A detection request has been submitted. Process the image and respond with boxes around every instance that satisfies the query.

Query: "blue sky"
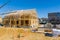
[0,0,60,18]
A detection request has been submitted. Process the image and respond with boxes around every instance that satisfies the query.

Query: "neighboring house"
[48,12,60,28]
[48,12,60,24]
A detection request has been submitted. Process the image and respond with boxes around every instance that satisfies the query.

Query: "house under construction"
[3,9,39,28]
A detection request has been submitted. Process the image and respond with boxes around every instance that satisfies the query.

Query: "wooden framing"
[3,9,39,28]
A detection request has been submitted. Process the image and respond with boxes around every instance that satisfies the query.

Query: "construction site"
[0,9,60,40]
[0,0,60,40]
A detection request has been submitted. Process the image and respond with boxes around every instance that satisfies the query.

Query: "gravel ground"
[0,27,60,40]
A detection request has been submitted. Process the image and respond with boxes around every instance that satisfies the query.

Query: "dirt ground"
[0,27,60,40]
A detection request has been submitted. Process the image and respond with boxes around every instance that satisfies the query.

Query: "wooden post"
[29,20,30,27]
[15,20,16,27]
[23,20,24,26]
[10,19,11,27]
[14,19,16,27]
[19,20,20,27]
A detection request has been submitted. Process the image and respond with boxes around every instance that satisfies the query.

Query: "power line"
[0,0,11,15]
[0,0,11,9]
